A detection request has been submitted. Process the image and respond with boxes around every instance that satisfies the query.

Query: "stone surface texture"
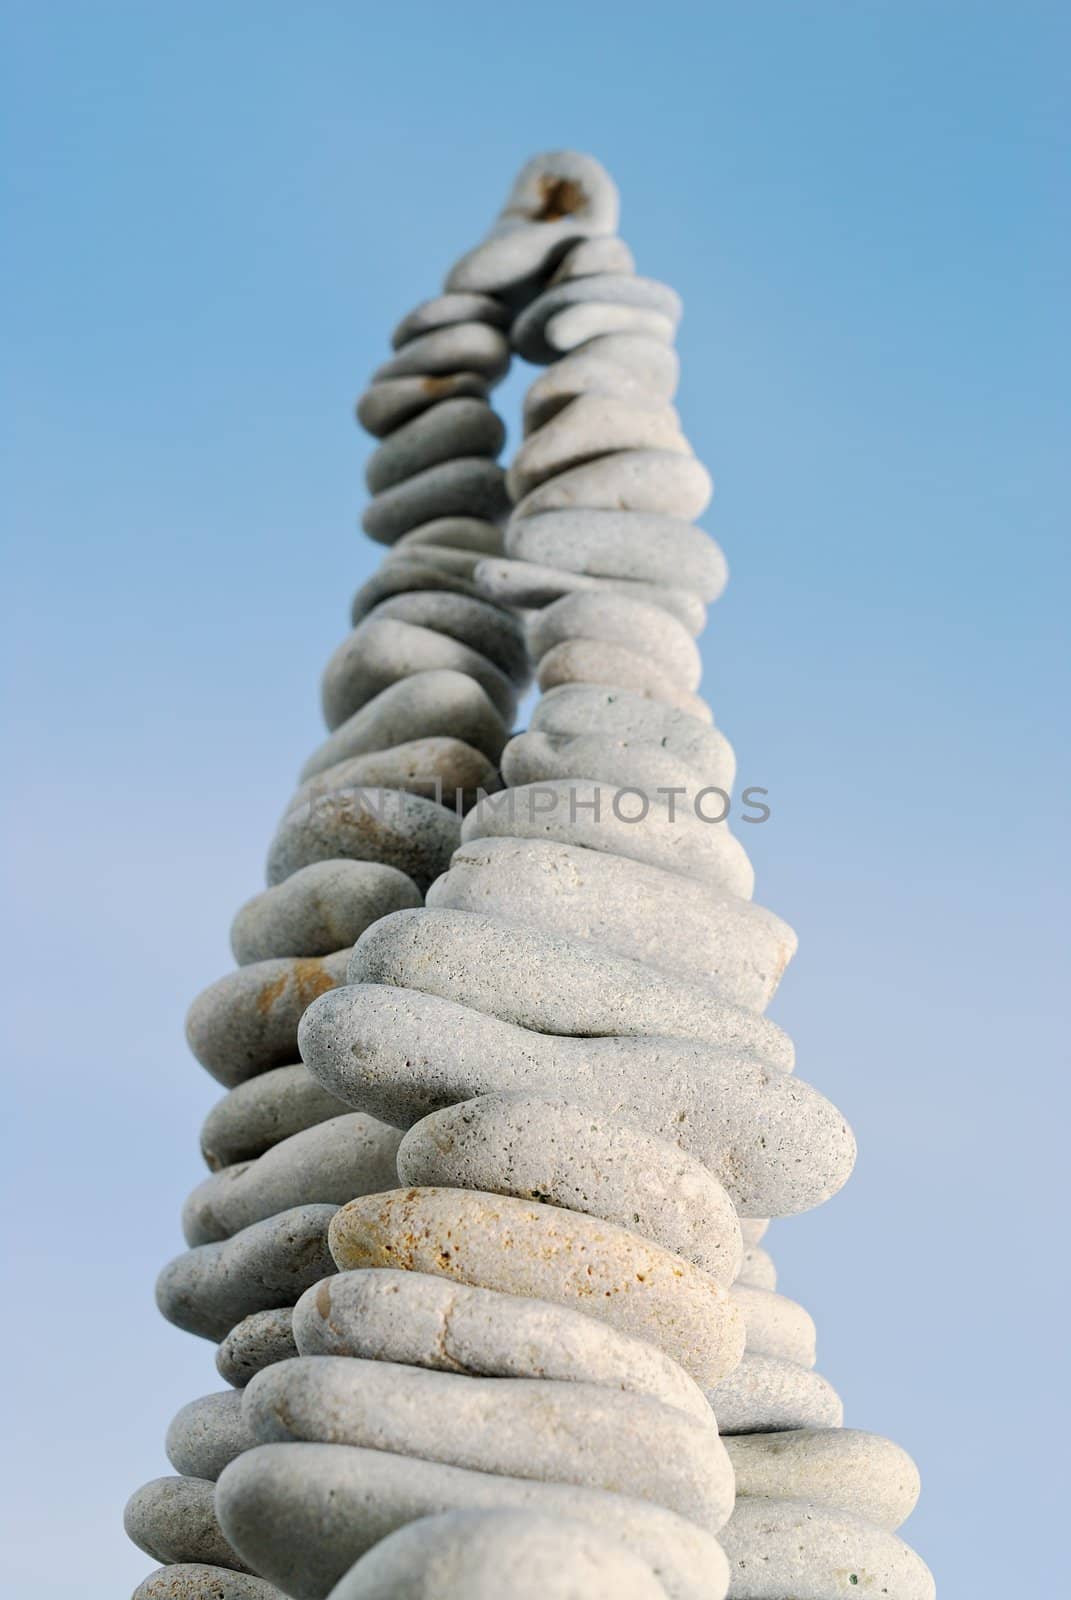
[127,150,932,1600]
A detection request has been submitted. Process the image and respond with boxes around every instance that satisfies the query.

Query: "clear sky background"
[2,3,1068,1595]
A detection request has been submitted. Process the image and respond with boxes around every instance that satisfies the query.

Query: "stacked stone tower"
[125,152,934,1600]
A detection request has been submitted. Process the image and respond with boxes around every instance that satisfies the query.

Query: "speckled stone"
[725,1429,921,1531]
[427,837,792,1008]
[216,1307,298,1389]
[287,739,499,816]
[299,669,508,781]
[200,1065,351,1171]
[166,1390,254,1481]
[391,293,509,349]
[498,726,726,794]
[293,1270,710,1423]
[512,450,712,523]
[328,1188,743,1386]
[536,639,708,714]
[397,1093,742,1280]
[131,1564,285,1600]
[183,1113,402,1244]
[508,510,725,604]
[548,332,680,399]
[346,908,789,1061]
[366,398,505,494]
[215,1442,727,1600]
[362,459,510,545]
[719,1498,934,1600]
[507,394,688,499]
[731,1285,816,1366]
[528,592,701,688]
[325,1510,670,1600]
[366,592,528,684]
[370,323,510,386]
[474,557,707,633]
[156,1204,338,1341]
[186,952,351,1088]
[243,1356,732,1529]
[708,1354,844,1434]
[320,616,516,729]
[230,861,420,965]
[348,559,488,624]
[124,1476,249,1571]
[266,788,460,894]
[530,681,727,767]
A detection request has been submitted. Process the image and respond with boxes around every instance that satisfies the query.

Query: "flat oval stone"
[382,542,486,577]
[731,1285,816,1366]
[287,739,498,817]
[328,1188,743,1387]
[124,1476,249,1571]
[391,293,508,349]
[294,1270,708,1421]
[216,1442,726,1600]
[531,682,727,770]
[512,450,712,522]
[183,1113,402,1244]
[512,276,682,364]
[709,1354,844,1434]
[460,781,753,898]
[132,1564,284,1600]
[528,592,701,687]
[499,728,721,796]
[348,559,488,624]
[201,1065,351,1171]
[393,516,502,554]
[536,639,707,715]
[523,353,668,434]
[320,616,515,729]
[186,952,350,1088]
[564,332,679,397]
[299,987,855,1217]
[725,1429,921,1531]
[719,1498,934,1600]
[551,236,636,281]
[217,1307,299,1388]
[166,1390,254,1480]
[544,304,675,353]
[266,788,460,894]
[367,592,528,683]
[326,1509,669,1600]
[398,1093,742,1281]
[244,1356,732,1530]
[506,509,727,601]
[230,861,420,965]
[357,374,488,438]
[508,394,688,499]
[371,323,510,385]
[300,670,508,780]
[735,1244,777,1289]
[365,397,504,494]
[428,838,793,1009]
[474,557,707,633]
[362,459,510,545]
[347,908,786,1058]
[156,1204,338,1341]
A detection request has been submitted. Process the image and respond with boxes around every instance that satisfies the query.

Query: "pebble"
[265,788,460,894]
[216,1307,299,1388]
[523,356,669,434]
[530,681,726,768]
[508,394,688,499]
[182,1113,402,1244]
[397,1093,742,1280]
[392,516,502,553]
[725,1428,921,1531]
[166,1390,254,1480]
[132,1564,284,1600]
[536,639,707,715]
[362,458,510,544]
[553,234,636,279]
[731,1285,816,1366]
[365,398,505,494]
[735,1245,777,1290]
[292,1269,711,1423]
[230,861,420,965]
[528,591,701,687]
[243,1356,732,1530]
[325,1509,670,1600]
[346,908,787,1059]
[155,1204,338,1341]
[370,323,510,385]
[460,780,753,898]
[565,332,680,397]
[299,669,507,781]
[708,1354,844,1434]
[328,1188,743,1386]
[186,951,351,1088]
[391,293,508,348]
[544,304,676,354]
[200,1065,351,1171]
[356,373,488,439]
[287,738,499,816]
[474,557,708,633]
[300,986,856,1216]
[348,559,487,625]
[124,1476,249,1571]
[513,276,682,364]
[215,1442,726,1600]
[511,449,712,523]
[499,726,724,795]
[506,508,727,600]
[427,837,793,1008]
[719,1498,935,1600]
[382,541,486,577]
[366,592,528,683]
[320,616,516,729]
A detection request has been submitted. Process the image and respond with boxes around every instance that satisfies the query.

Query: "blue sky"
[3,3,1068,1594]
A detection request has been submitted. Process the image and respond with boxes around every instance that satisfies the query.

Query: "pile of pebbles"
[125,152,933,1600]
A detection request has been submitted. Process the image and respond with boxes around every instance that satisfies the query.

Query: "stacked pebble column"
[126,151,934,1600]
